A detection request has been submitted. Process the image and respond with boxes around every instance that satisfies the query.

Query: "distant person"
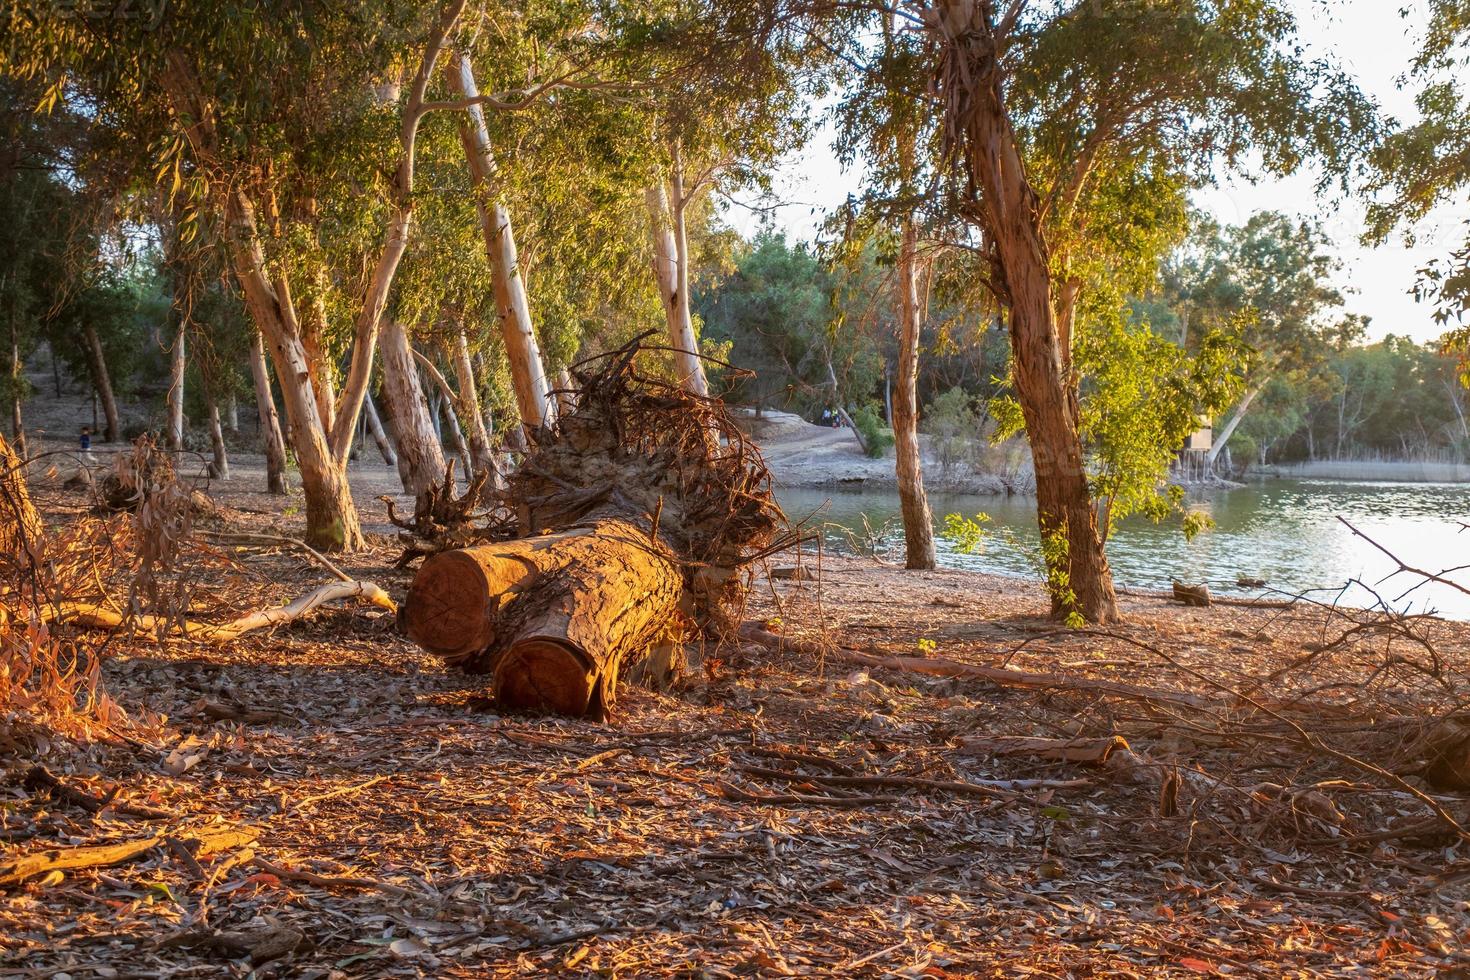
[79,426,95,462]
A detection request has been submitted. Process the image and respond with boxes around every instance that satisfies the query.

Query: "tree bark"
[327,0,467,465]
[379,320,446,498]
[160,55,359,546]
[9,329,26,461]
[934,5,1118,623]
[646,180,710,397]
[403,517,685,718]
[206,397,229,480]
[166,321,186,452]
[248,329,288,495]
[452,331,501,489]
[450,52,554,431]
[1206,378,1266,472]
[894,217,936,570]
[362,391,398,467]
[0,428,41,558]
[83,325,120,442]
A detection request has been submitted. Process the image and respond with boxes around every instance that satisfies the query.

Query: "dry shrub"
[0,437,193,758]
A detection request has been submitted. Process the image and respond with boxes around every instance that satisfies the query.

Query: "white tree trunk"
[327,0,466,465]
[646,181,710,397]
[1206,378,1267,472]
[225,189,360,547]
[363,391,398,467]
[248,329,288,495]
[453,331,501,489]
[894,217,935,570]
[379,320,446,497]
[450,52,554,431]
[167,322,186,452]
[162,56,360,548]
[206,397,229,480]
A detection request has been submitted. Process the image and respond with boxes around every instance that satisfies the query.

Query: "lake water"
[776,479,1470,620]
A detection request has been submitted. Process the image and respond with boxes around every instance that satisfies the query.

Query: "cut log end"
[493,639,597,716]
[402,550,497,663]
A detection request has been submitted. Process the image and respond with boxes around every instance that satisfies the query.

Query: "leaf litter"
[2,483,1469,977]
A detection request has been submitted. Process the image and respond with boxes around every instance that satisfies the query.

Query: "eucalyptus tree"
[828,12,947,568]
[7,0,480,548]
[788,0,1376,623]
[1367,0,1470,378]
[1163,213,1347,471]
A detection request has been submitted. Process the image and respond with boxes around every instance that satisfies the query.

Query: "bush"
[851,403,893,458]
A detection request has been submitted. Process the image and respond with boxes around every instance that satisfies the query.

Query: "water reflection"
[776,479,1470,619]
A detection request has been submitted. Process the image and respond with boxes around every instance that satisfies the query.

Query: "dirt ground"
[4,462,1470,978]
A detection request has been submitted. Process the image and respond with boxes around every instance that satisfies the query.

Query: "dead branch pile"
[403,336,792,718]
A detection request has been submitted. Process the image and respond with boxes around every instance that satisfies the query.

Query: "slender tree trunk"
[450,52,554,431]
[222,185,358,546]
[1206,379,1266,472]
[225,392,239,433]
[206,397,229,480]
[0,428,41,558]
[646,180,710,397]
[248,330,288,495]
[9,328,25,461]
[363,392,398,468]
[166,321,186,452]
[83,325,120,443]
[161,53,361,549]
[439,388,473,481]
[934,6,1117,622]
[894,218,936,570]
[452,331,500,489]
[379,320,446,497]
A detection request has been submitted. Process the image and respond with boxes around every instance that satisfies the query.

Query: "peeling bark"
[894,217,936,570]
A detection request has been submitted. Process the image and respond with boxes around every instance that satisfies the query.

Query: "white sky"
[731,0,1467,344]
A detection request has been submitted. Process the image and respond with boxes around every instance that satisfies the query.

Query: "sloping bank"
[735,408,1036,495]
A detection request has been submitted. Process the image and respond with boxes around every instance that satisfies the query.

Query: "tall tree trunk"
[363,391,398,468]
[646,180,710,397]
[225,392,239,433]
[248,330,288,495]
[206,397,229,480]
[83,325,120,443]
[166,321,186,452]
[1206,379,1266,472]
[222,186,358,546]
[452,331,500,489]
[9,328,26,461]
[327,0,466,465]
[451,52,554,431]
[379,320,446,497]
[934,6,1118,623]
[894,217,936,570]
[0,428,41,558]
[161,53,376,547]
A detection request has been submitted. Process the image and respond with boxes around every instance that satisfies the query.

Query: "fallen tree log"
[956,734,1130,765]
[45,580,396,643]
[0,824,257,887]
[401,334,790,719]
[405,518,685,717]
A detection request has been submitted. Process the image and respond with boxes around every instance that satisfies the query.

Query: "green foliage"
[696,232,883,415]
[940,513,991,555]
[1366,3,1470,338]
[851,403,892,458]
[1078,309,1248,537]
